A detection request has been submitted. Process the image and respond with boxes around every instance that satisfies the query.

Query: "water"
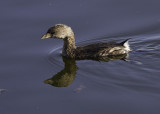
[1,0,160,114]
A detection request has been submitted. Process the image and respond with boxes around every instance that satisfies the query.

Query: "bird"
[41,24,131,60]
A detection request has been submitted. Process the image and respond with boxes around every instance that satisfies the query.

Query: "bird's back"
[75,42,128,59]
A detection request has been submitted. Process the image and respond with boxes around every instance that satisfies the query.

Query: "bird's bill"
[41,33,52,39]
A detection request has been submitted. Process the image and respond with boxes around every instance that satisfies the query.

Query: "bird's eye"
[47,29,55,34]
[51,31,55,34]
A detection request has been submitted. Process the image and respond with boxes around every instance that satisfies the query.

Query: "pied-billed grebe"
[41,24,131,59]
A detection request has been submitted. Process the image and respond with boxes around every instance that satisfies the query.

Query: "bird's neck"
[62,36,76,58]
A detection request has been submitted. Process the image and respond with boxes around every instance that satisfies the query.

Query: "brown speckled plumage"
[42,24,131,60]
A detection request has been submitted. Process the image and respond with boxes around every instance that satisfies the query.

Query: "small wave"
[47,47,63,67]
[133,34,160,58]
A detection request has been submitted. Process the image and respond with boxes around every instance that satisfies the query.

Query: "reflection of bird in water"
[44,54,128,87]
[41,24,131,60]
[44,57,77,87]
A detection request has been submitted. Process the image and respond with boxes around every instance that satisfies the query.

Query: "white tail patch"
[123,40,131,52]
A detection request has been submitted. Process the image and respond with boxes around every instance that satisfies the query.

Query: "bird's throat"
[62,36,76,58]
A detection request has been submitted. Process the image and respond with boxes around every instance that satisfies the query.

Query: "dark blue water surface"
[1,0,160,114]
